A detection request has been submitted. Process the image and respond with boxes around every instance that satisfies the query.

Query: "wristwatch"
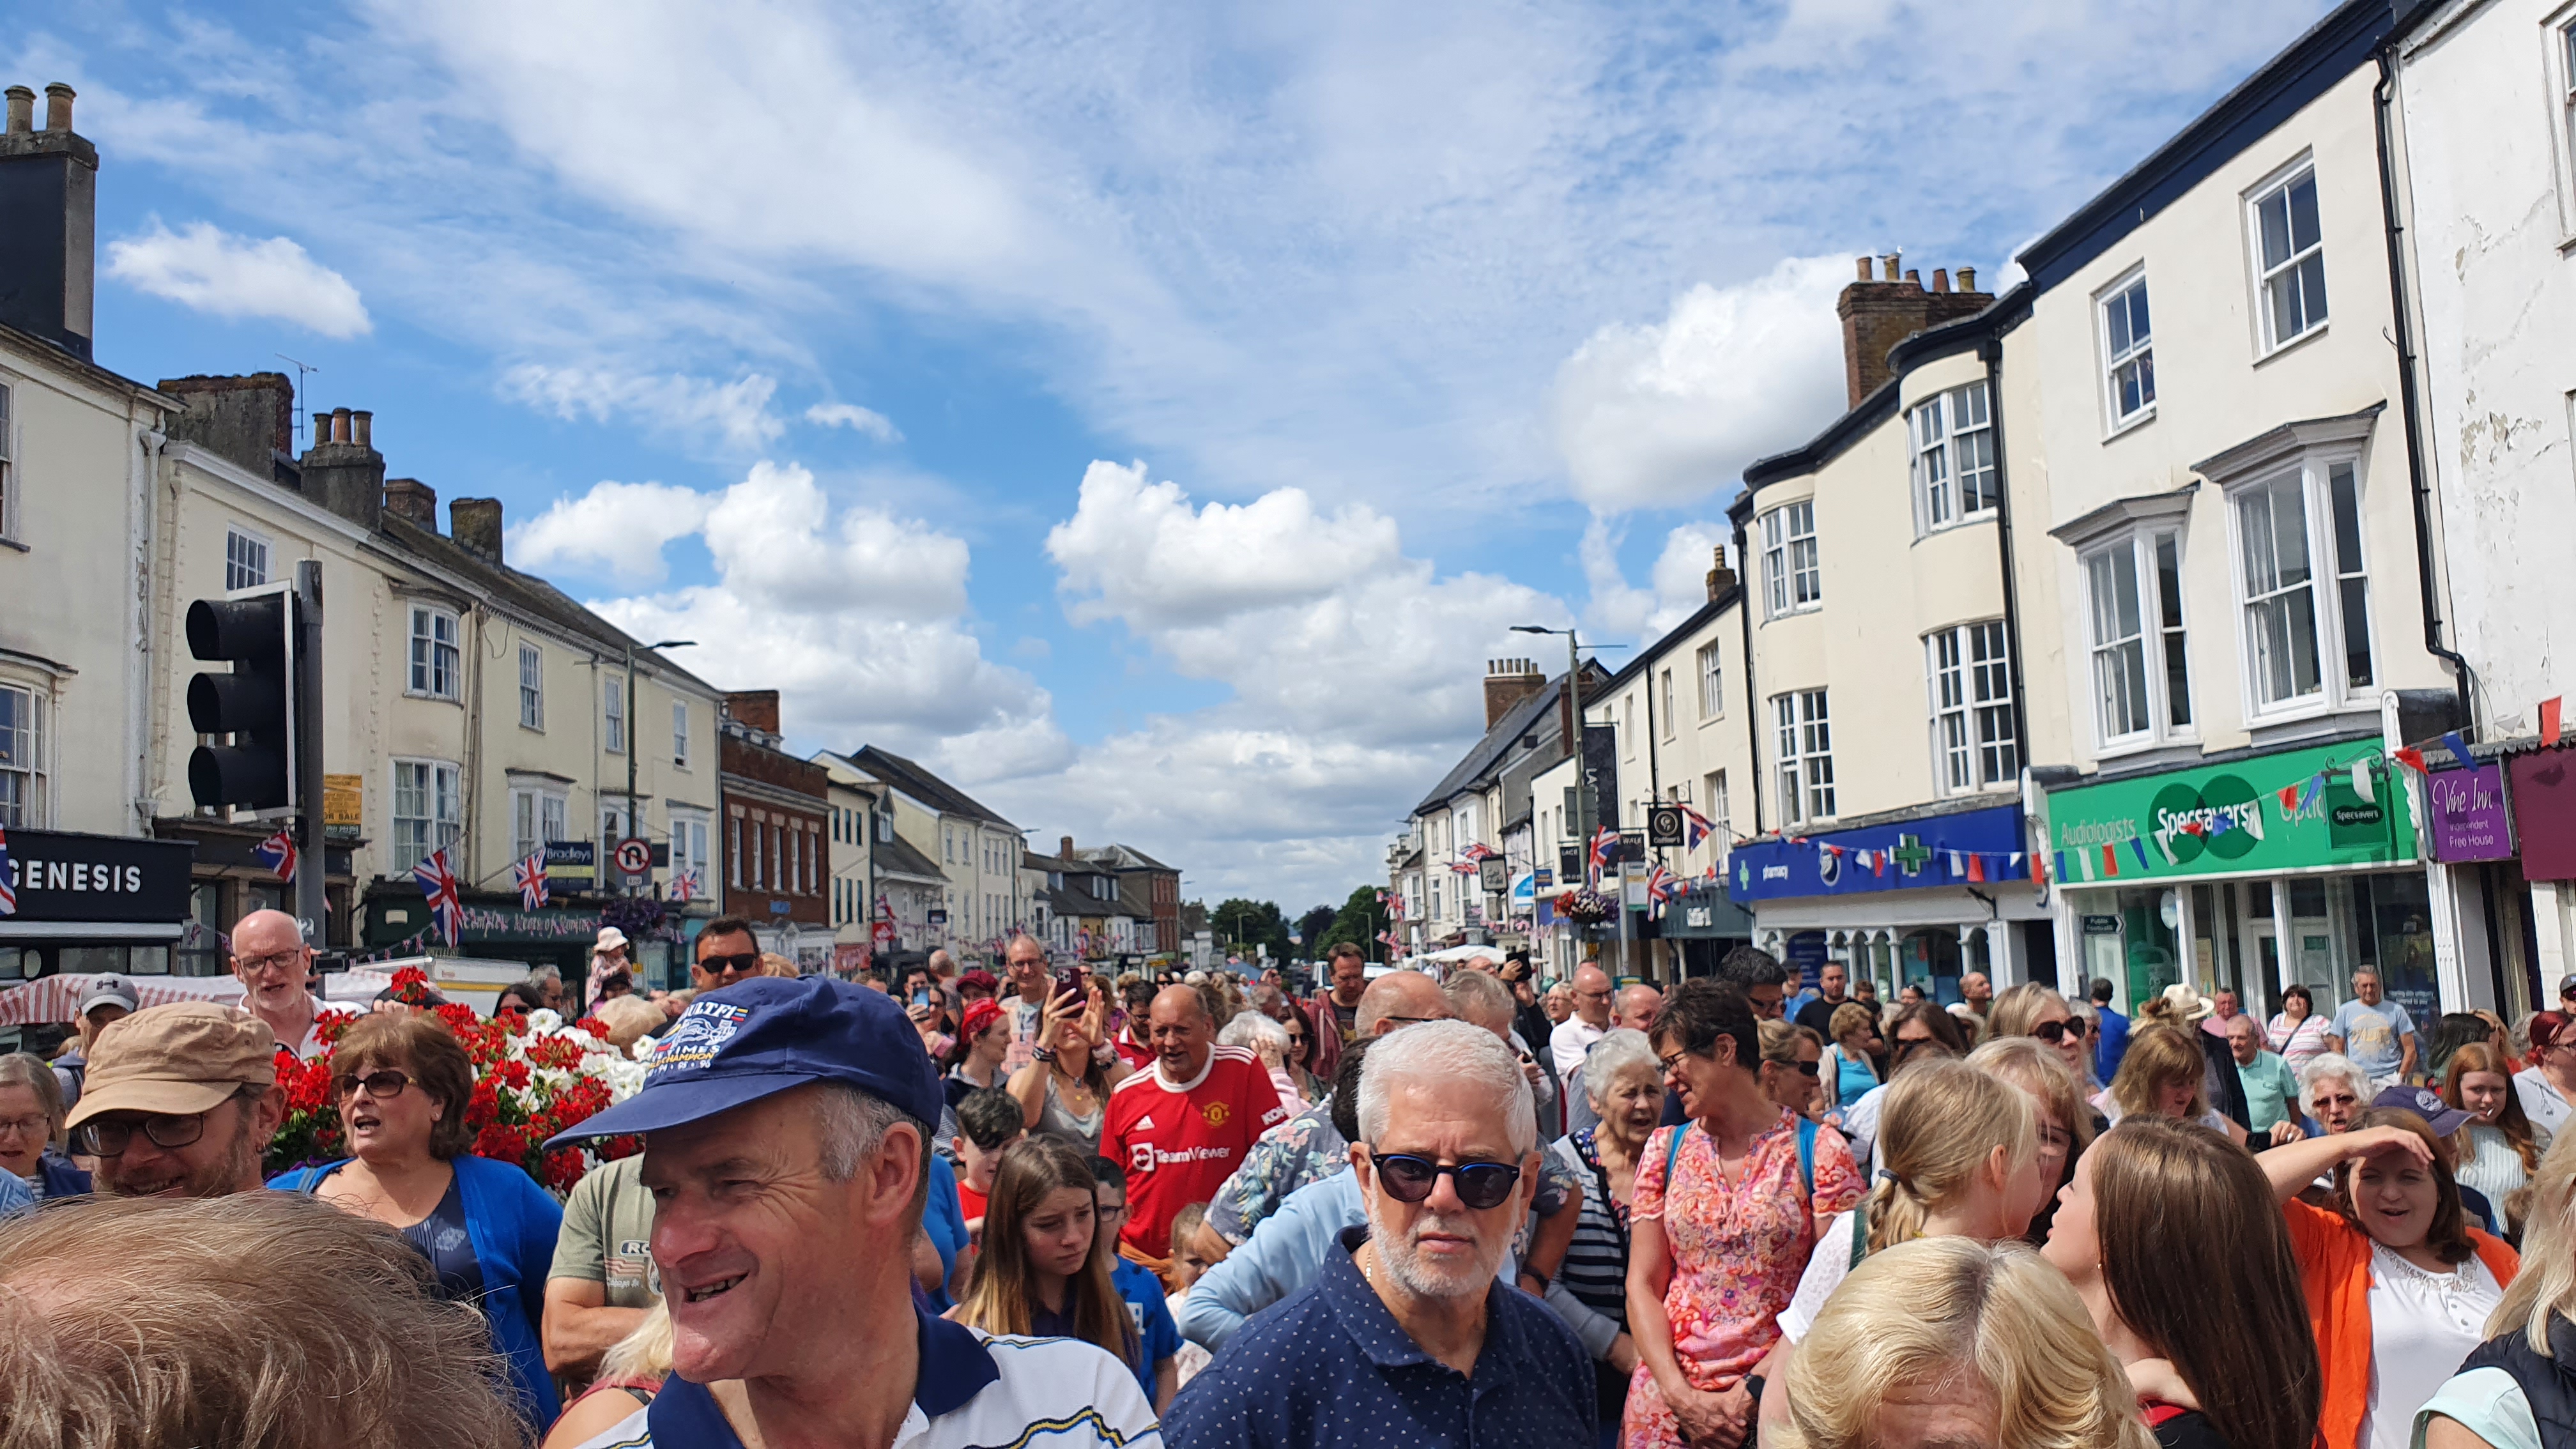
[1032,1046,1056,1063]
[1091,1043,1118,1066]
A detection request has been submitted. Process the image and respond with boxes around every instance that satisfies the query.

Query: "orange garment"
[2282,1197,2519,1449]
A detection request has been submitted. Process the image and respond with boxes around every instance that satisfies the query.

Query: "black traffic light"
[186,588,299,811]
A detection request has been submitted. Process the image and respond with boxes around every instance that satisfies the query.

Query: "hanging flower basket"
[1558,889,1616,924]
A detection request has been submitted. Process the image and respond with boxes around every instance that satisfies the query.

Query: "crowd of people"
[17,922,2576,1449]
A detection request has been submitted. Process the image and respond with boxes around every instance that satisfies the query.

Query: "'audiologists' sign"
[3,830,195,923]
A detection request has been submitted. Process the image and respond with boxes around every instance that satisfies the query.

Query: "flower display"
[265,967,647,1191]
[1555,887,1616,924]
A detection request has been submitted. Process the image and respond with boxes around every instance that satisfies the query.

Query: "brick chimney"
[724,690,781,735]
[0,82,97,360]
[1834,253,1994,409]
[1705,546,1737,602]
[1061,835,1076,860]
[383,478,437,525]
[449,497,503,560]
[301,406,386,529]
[158,373,296,483]
[1485,658,1544,730]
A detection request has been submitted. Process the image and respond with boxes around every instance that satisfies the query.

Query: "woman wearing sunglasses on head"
[1991,983,2099,1092]
[1624,980,1864,1449]
[270,1013,565,1430]
[1758,1020,1828,1123]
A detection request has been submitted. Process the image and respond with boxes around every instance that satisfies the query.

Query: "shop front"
[357,889,693,990]
[2510,744,2576,996]
[1726,803,2053,1003]
[2043,740,2426,1022]
[1656,880,1754,978]
[0,829,197,1050]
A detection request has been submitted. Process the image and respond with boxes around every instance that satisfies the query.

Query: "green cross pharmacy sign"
[2043,740,2417,883]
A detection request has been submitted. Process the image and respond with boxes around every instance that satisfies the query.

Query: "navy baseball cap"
[545,976,939,1149]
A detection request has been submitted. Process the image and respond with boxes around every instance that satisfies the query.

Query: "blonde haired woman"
[1990,982,2096,1090]
[1775,1057,2045,1346]
[1972,1036,2098,1242]
[2416,1131,2576,1449]
[1772,1236,2154,1449]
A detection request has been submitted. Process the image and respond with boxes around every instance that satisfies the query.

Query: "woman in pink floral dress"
[1625,979,1862,1449]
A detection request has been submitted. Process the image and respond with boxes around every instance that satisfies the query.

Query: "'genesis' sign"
[3,829,195,924]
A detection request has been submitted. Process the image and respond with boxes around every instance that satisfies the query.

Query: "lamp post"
[1511,625,1628,977]
[624,638,696,895]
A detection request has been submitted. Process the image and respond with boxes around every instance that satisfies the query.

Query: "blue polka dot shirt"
[1162,1225,1595,1449]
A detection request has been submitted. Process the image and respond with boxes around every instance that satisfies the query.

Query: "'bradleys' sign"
[2,829,195,923]
[2043,740,2414,884]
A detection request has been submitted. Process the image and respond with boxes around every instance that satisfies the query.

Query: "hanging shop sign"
[2043,740,2413,885]
[2426,762,2515,864]
[0,830,195,925]
[1727,804,2026,905]
[2510,746,2576,882]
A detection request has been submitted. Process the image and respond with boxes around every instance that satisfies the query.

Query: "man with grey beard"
[1162,1020,1593,1446]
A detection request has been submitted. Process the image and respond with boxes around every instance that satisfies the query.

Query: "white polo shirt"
[569,1310,1161,1449]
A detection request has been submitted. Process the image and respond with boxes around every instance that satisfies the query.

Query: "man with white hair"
[1163,1020,1593,1445]
[227,908,356,1061]
[1550,965,1616,1077]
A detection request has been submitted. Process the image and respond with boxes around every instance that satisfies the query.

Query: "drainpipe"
[2373,47,2476,733]
[1981,339,2032,778]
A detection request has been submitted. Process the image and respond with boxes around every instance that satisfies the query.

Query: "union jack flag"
[1460,841,1500,862]
[411,847,462,947]
[252,827,297,884]
[512,850,549,911]
[1447,857,1480,875]
[670,868,700,903]
[0,825,15,917]
[1678,805,1715,850]
[1645,862,1677,917]
[1588,825,1620,878]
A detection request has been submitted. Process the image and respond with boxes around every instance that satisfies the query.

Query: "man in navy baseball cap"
[548,976,1156,1449]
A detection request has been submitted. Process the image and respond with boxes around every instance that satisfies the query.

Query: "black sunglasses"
[1368,1149,1522,1210]
[698,951,761,976]
[335,1069,415,1101]
[74,1110,212,1158]
[2030,1020,2074,1045]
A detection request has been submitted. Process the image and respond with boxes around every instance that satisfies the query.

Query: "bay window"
[1926,622,2017,793]
[1909,381,1998,531]
[1759,501,1821,617]
[1772,689,1836,824]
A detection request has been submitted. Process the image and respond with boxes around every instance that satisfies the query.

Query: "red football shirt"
[1105,1044,1288,1259]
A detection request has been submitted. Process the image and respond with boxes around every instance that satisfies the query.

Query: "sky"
[14,0,2342,915]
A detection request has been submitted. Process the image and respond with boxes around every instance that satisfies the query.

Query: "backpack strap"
[1662,1122,1690,1192]
[1849,1200,1871,1269]
[1795,1116,1817,1202]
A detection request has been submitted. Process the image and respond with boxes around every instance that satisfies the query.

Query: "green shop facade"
[2043,739,2437,1026]
[357,890,707,992]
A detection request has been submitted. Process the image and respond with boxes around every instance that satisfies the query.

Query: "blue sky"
[15,0,2339,911]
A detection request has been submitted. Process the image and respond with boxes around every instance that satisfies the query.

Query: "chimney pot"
[1905,268,1922,289]
[1931,268,1950,293]
[330,407,351,443]
[351,410,371,447]
[1881,253,1901,281]
[3,87,31,135]
[1061,835,1075,859]
[1958,265,1977,292]
[40,82,71,133]
[1853,256,1871,281]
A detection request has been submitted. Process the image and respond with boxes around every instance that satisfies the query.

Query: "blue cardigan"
[269,1154,564,1426]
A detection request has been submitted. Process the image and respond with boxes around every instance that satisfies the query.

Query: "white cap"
[595,926,630,953]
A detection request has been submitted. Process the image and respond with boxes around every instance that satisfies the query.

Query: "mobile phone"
[912,990,935,1008]
[1056,964,1088,999]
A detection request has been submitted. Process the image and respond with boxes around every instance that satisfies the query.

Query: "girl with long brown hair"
[2445,1043,2545,1235]
[2103,1023,2247,1147]
[2044,1117,2320,1449]
[951,1137,1140,1374]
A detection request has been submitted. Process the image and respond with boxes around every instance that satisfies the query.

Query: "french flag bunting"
[2129,836,2152,871]
[1966,852,1986,883]
[2100,843,2120,878]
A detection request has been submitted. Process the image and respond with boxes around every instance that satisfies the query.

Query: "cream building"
[824,746,1022,965]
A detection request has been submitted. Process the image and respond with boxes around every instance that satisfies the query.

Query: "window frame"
[0,678,49,829]
[2097,268,2156,434]
[604,677,627,756]
[1908,381,1998,533]
[2556,11,2576,240]
[1924,622,2018,795]
[509,784,568,862]
[0,379,13,542]
[1660,668,1676,741]
[2225,451,2373,721]
[1771,689,1836,825]
[672,698,691,767]
[390,758,462,873]
[1696,639,1724,721]
[2246,159,2329,356]
[2079,529,2196,752]
[517,641,545,732]
[224,526,272,592]
[1759,500,1821,619]
[406,606,462,702]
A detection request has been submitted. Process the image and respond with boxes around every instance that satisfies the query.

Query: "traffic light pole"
[293,561,326,944]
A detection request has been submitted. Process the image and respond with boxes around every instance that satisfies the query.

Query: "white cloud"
[507,480,714,584]
[804,401,902,442]
[103,220,370,337]
[502,365,785,452]
[585,461,1057,757]
[1551,256,1853,511]
[1583,518,1731,641]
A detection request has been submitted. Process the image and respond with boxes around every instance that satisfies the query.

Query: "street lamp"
[1512,624,1595,862]
[625,638,696,894]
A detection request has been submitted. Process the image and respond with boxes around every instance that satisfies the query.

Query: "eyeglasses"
[0,1114,50,1138]
[334,1069,416,1101]
[235,950,307,976]
[2030,1020,2074,1045]
[1379,1014,1447,1027]
[1367,1149,1524,1210]
[698,951,761,976]
[73,1110,213,1158]
[1768,1059,1820,1078]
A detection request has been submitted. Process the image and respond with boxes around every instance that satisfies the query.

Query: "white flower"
[525,1008,565,1034]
